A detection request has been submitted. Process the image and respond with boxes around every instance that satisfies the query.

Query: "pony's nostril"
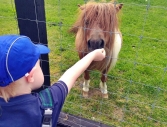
[99,39,104,48]
[88,40,96,49]
[88,40,91,49]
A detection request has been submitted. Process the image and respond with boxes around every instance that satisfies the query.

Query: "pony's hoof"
[102,93,108,99]
[83,91,88,98]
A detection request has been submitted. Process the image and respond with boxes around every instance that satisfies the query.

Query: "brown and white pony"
[70,1,123,98]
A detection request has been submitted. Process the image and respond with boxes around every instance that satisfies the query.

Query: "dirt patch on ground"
[113,107,124,121]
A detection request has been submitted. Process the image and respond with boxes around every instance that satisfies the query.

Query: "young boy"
[0,35,106,127]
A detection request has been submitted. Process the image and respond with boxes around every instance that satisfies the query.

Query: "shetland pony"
[70,1,123,98]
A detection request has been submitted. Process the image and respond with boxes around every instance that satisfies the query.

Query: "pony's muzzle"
[88,39,104,51]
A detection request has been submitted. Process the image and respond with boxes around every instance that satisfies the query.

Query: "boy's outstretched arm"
[59,48,106,93]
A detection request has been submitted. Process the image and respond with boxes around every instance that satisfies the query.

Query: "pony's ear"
[116,3,123,12]
[78,4,84,10]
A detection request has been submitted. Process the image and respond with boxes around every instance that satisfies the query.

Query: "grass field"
[1,0,167,126]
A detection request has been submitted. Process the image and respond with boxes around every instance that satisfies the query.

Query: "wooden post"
[14,0,50,91]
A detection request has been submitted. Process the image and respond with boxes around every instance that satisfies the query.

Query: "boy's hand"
[92,48,106,61]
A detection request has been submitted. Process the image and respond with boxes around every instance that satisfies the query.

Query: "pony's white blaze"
[110,33,122,69]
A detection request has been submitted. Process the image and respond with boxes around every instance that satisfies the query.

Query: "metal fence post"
[14,0,50,91]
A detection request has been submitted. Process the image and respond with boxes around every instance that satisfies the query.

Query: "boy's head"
[0,35,50,87]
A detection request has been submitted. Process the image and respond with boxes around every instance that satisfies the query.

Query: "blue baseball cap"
[0,35,50,87]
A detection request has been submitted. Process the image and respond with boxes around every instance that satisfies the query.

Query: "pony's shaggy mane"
[70,2,119,34]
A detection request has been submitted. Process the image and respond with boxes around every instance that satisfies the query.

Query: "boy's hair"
[0,35,50,100]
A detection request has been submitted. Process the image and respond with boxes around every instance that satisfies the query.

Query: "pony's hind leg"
[100,72,108,98]
[82,70,90,98]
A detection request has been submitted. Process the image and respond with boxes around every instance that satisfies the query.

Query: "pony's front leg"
[100,72,108,98]
[82,70,90,98]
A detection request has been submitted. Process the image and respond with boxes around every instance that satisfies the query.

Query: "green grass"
[1,0,167,126]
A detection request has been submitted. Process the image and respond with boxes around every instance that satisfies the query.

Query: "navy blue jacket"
[0,81,68,127]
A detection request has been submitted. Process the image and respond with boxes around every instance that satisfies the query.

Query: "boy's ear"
[26,67,36,83]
